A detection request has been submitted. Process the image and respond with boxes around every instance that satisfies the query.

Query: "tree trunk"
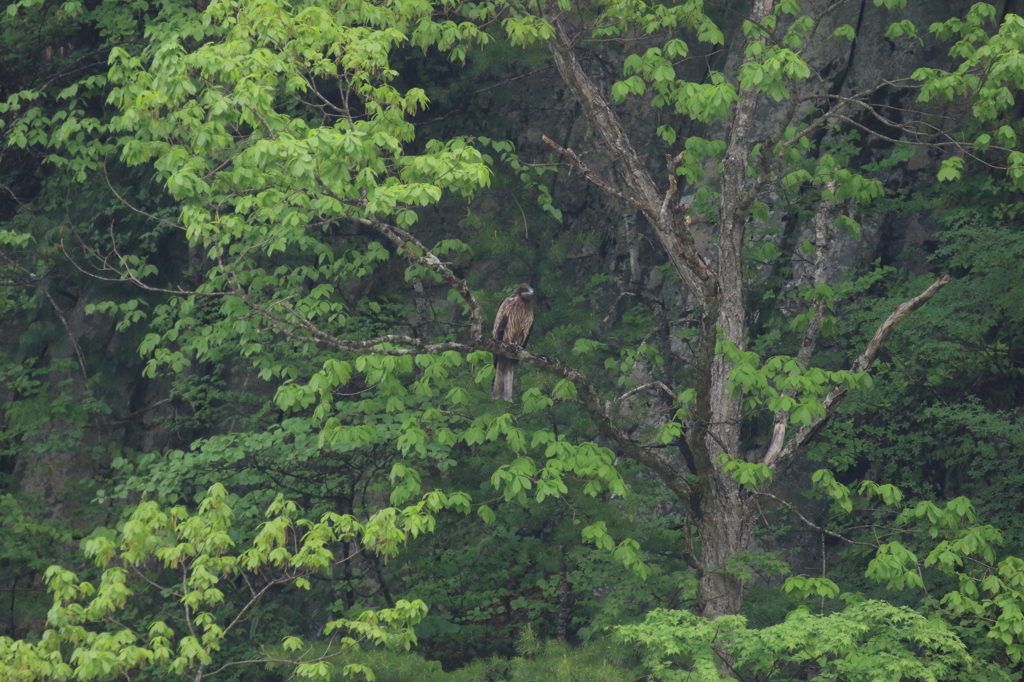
[537,0,948,623]
[694,481,754,618]
[540,0,769,619]
[557,547,571,642]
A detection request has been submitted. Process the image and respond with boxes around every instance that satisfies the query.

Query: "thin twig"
[541,135,644,211]
[614,381,678,404]
[103,158,185,231]
[0,250,87,380]
[754,491,877,548]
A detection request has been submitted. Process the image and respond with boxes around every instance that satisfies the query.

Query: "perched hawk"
[492,283,535,401]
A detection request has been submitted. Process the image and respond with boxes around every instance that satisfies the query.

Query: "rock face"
[416,0,1003,311]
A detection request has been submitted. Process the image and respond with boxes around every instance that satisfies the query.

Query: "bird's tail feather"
[492,359,516,401]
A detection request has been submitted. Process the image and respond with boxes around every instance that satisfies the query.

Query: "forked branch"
[764,183,836,464]
[541,7,714,301]
[765,274,951,474]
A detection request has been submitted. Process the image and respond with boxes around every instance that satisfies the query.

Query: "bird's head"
[516,284,535,300]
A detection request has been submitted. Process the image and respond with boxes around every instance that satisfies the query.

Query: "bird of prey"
[492,283,535,401]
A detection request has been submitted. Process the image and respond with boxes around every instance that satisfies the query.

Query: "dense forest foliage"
[2,0,1024,679]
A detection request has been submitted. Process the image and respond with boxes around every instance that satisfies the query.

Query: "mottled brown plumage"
[492,283,535,401]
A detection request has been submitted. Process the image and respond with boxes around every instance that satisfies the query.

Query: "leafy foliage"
[0,484,431,681]
[620,600,1014,682]
[3,0,1024,679]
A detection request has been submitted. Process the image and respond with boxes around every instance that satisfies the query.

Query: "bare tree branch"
[765,274,951,474]
[615,381,678,404]
[351,215,484,339]
[541,6,715,301]
[312,176,484,338]
[103,158,186,231]
[754,490,878,549]
[540,135,644,209]
[764,182,836,465]
[0,249,88,380]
